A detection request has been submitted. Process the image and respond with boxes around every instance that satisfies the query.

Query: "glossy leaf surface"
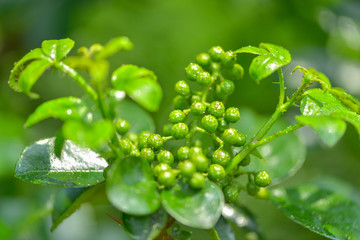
[41,38,75,61]
[121,208,167,240]
[236,43,291,83]
[94,36,133,60]
[161,181,224,229]
[106,156,160,215]
[15,138,108,187]
[111,64,162,112]
[233,108,306,184]
[271,178,360,239]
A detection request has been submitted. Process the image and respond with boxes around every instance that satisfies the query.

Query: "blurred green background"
[1,0,360,239]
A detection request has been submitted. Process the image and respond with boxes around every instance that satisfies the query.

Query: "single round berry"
[214,84,227,101]
[140,148,155,162]
[229,64,244,81]
[196,71,212,86]
[191,95,201,103]
[119,139,132,155]
[209,62,221,73]
[208,164,226,181]
[254,171,271,187]
[138,131,151,150]
[129,147,140,157]
[147,134,164,150]
[127,133,138,144]
[223,183,240,203]
[191,154,208,172]
[171,123,189,139]
[157,150,174,165]
[203,145,214,159]
[220,80,235,96]
[196,53,211,67]
[247,182,260,196]
[169,110,186,124]
[189,147,203,158]
[208,101,225,118]
[224,107,240,123]
[158,170,177,188]
[177,146,190,161]
[239,155,251,166]
[175,80,190,96]
[222,128,240,145]
[217,118,228,133]
[179,160,196,178]
[162,123,173,137]
[208,46,225,62]
[153,163,171,177]
[185,63,202,81]
[115,119,130,135]
[233,132,246,147]
[173,95,190,110]
[201,115,218,133]
[212,149,231,167]
[191,102,206,116]
[222,51,237,68]
[189,172,205,189]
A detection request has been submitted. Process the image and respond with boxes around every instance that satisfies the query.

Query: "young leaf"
[295,115,346,147]
[111,64,162,112]
[41,38,75,62]
[121,208,167,240]
[294,67,332,90]
[62,120,114,150]
[161,181,224,229]
[15,138,108,187]
[236,43,291,83]
[18,59,52,98]
[271,178,360,239]
[106,156,160,215]
[9,48,46,92]
[25,97,85,127]
[94,36,133,60]
[232,108,306,184]
[51,184,102,231]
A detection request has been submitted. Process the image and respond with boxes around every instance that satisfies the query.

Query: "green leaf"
[18,59,52,98]
[62,120,114,150]
[111,64,162,112]
[168,223,192,240]
[115,100,155,134]
[232,108,306,184]
[106,156,160,215]
[214,217,235,240]
[41,38,75,61]
[9,48,46,92]
[94,36,133,60]
[52,184,102,231]
[121,208,167,240]
[296,115,346,147]
[161,181,224,229]
[236,43,291,83]
[330,87,360,114]
[25,97,86,127]
[271,178,360,239]
[15,138,108,187]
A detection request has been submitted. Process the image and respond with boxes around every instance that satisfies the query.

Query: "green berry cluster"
[115,46,271,202]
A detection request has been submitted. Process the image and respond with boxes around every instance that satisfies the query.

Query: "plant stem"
[277,68,285,107]
[206,228,221,240]
[55,62,97,100]
[256,122,303,147]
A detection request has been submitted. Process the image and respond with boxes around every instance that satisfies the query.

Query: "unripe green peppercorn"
[196,53,211,67]
[201,115,218,133]
[191,94,201,103]
[169,110,186,124]
[147,134,163,150]
[177,146,190,161]
[223,183,240,203]
[158,170,177,188]
[196,71,212,86]
[173,95,190,110]
[138,131,151,150]
[153,163,171,177]
[217,118,228,133]
[209,62,221,74]
[191,102,206,116]
[208,101,225,118]
[119,138,132,155]
[171,123,189,139]
[222,128,240,145]
[239,155,251,166]
[129,147,140,157]
[179,160,196,178]
[115,119,130,135]
[212,149,231,167]
[185,63,202,81]
[208,164,226,181]
[157,150,174,165]
[224,107,240,123]
[233,132,246,147]
[189,147,203,158]
[191,154,208,172]
[189,172,205,189]
[175,80,190,96]
[140,148,155,162]
[222,51,237,68]
[254,171,271,187]
[247,182,260,196]
[162,123,172,137]
[229,64,244,81]
[208,46,225,62]
[127,133,138,144]
[220,80,235,96]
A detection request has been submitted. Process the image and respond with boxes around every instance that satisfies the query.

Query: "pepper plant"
[8,37,360,239]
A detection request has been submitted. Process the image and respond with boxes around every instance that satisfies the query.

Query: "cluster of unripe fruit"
[114,46,271,202]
